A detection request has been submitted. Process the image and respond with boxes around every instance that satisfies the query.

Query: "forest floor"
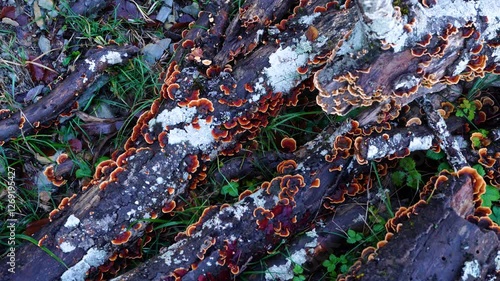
[1,0,500,280]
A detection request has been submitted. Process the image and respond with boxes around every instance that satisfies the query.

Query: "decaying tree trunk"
[2,0,500,280]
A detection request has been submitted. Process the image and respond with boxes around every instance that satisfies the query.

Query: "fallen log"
[0,45,139,144]
[344,167,499,281]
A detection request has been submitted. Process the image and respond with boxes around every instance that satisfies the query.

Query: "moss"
[393,0,410,16]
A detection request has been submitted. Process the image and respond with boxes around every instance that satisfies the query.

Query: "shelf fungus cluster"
[340,167,491,280]
[314,0,500,117]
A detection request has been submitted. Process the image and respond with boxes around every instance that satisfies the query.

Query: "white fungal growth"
[60,242,76,253]
[64,215,80,229]
[168,119,214,150]
[61,248,108,281]
[408,135,433,151]
[461,260,481,280]
[149,106,197,130]
[264,35,312,93]
[99,51,123,64]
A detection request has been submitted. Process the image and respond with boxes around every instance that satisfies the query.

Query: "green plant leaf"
[490,206,500,225]
[407,170,422,189]
[75,165,92,179]
[399,158,416,171]
[373,223,385,233]
[293,264,304,275]
[221,182,239,197]
[16,234,68,268]
[426,150,445,160]
[482,185,500,208]
[346,229,363,244]
[437,162,452,172]
[391,171,406,187]
[473,164,486,177]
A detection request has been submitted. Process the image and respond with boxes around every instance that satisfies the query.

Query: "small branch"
[419,97,468,171]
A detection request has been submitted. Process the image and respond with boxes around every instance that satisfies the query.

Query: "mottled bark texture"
[2,0,500,280]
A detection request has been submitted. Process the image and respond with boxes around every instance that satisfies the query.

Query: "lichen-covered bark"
[111,122,358,281]
[315,0,500,117]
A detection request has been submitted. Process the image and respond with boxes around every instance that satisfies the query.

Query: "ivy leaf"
[221,182,239,197]
[426,150,445,160]
[481,185,500,208]
[391,171,406,187]
[399,158,416,171]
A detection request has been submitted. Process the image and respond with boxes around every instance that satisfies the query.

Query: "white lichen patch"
[85,59,96,72]
[127,209,136,218]
[394,75,420,90]
[148,106,197,131]
[367,145,380,160]
[99,51,123,64]
[491,47,500,63]
[265,260,294,281]
[299,13,321,25]
[265,249,309,281]
[160,239,186,266]
[453,55,471,76]
[168,119,214,151]
[251,77,266,103]
[224,204,248,220]
[495,251,500,271]
[290,249,308,265]
[64,215,81,229]
[60,241,76,253]
[367,133,403,160]
[264,35,312,93]
[462,260,481,280]
[61,248,108,281]
[408,135,433,151]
